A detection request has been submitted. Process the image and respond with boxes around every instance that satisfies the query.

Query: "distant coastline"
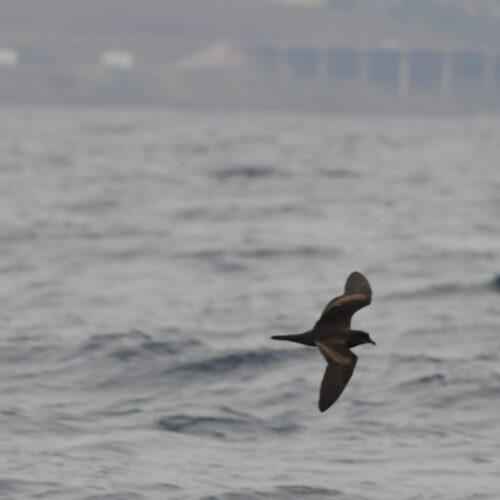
[1,0,500,113]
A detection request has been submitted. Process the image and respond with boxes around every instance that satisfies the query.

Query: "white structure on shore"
[0,48,19,68]
[100,50,135,71]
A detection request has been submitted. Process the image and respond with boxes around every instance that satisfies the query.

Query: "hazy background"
[1,0,500,113]
[1,2,500,500]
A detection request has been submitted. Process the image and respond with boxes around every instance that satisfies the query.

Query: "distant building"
[251,44,500,101]
[0,48,19,68]
[100,50,135,71]
[173,42,243,71]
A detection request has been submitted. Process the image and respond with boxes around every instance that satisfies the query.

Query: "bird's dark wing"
[316,343,357,412]
[315,271,372,329]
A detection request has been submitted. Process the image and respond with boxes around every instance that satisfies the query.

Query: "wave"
[274,485,344,498]
[158,408,302,440]
[203,485,346,499]
[213,164,279,179]
[40,332,298,392]
[387,283,466,300]
[320,167,358,178]
[386,278,497,300]
[398,373,446,388]
[79,329,200,360]
[175,245,340,261]
[391,353,445,364]
[491,274,500,292]
[85,494,146,500]
[164,348,291,378]
[0,479,59,495]
[158,414,257,439]
[235,246,340,259]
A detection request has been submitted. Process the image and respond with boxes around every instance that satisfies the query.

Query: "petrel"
[271,271,375,412]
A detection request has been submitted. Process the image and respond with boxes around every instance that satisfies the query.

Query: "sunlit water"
[0,107,499,499]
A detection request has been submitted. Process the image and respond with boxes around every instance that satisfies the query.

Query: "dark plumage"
[271,271,375,412]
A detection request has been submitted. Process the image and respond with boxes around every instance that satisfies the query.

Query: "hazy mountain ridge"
[0,0,498,47]
[328,0,500,45]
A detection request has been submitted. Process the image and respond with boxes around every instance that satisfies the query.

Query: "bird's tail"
[271,331,315,346]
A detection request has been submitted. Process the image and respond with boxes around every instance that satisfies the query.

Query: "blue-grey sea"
[0,107,499,500]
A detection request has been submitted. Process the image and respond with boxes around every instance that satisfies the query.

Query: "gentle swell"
[164,348,292,377]
[213,164,279,179]
[158,411,302,440]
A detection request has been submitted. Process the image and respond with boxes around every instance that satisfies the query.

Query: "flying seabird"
[271,271,375,412]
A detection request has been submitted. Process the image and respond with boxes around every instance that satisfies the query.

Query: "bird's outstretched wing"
[316,342,357,412]
[315,271,372,329]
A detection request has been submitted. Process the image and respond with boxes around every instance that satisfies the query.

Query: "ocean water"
[0,107,499,499]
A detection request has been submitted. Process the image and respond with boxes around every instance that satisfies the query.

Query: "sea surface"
[0,107,499,500]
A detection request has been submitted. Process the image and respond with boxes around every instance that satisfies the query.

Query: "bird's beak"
[370,339,376,345]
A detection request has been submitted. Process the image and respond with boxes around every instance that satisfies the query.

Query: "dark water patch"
[96,341,180,362]
[76,227,170,241]
[158,411,301,440]
[434,248,497,260]
[415,383,500,411]
[276,485,343,497]
[392,274,500,301]
[164,348,291,378]
[54,331,203,389]
[392,353,445,364]
[1,407,24,417]
[82,330,153,351]
[475,353,498,361]
[0,227,39,243]
[398,373,446,388]
[221,407,303,435]
[141,340,187,355]
[158,414,255,439]
[47,153,72,168]
[0,479,59,494]
[86,494,145,500]
[392,283,463,299]
[176,207,208,220]
[80,330,200,359]
[174,249,226,260]
[386,281,491,300]
[102,247,157,262]
[15,334,213,394]
[214,261,249,273]
[150,482,182,491]
[320,168,358,178]
[490,274,500,292]
[407,172,431,185]
[0,341,56,365]
[203,485,344,500]
[471,456,492,464]
[97,406,142,418]
[269,203,322,216]
[235,245,340,260]
[176,245,339,262]
[213,165,278,180]
[0,262,36,275]
[110,348,146,362]
[175,202,320,221]
[395,367,500,410]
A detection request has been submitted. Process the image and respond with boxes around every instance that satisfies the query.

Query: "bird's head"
[348,330,376,348]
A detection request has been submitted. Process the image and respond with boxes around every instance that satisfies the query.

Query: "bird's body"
[271,271,375,412]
